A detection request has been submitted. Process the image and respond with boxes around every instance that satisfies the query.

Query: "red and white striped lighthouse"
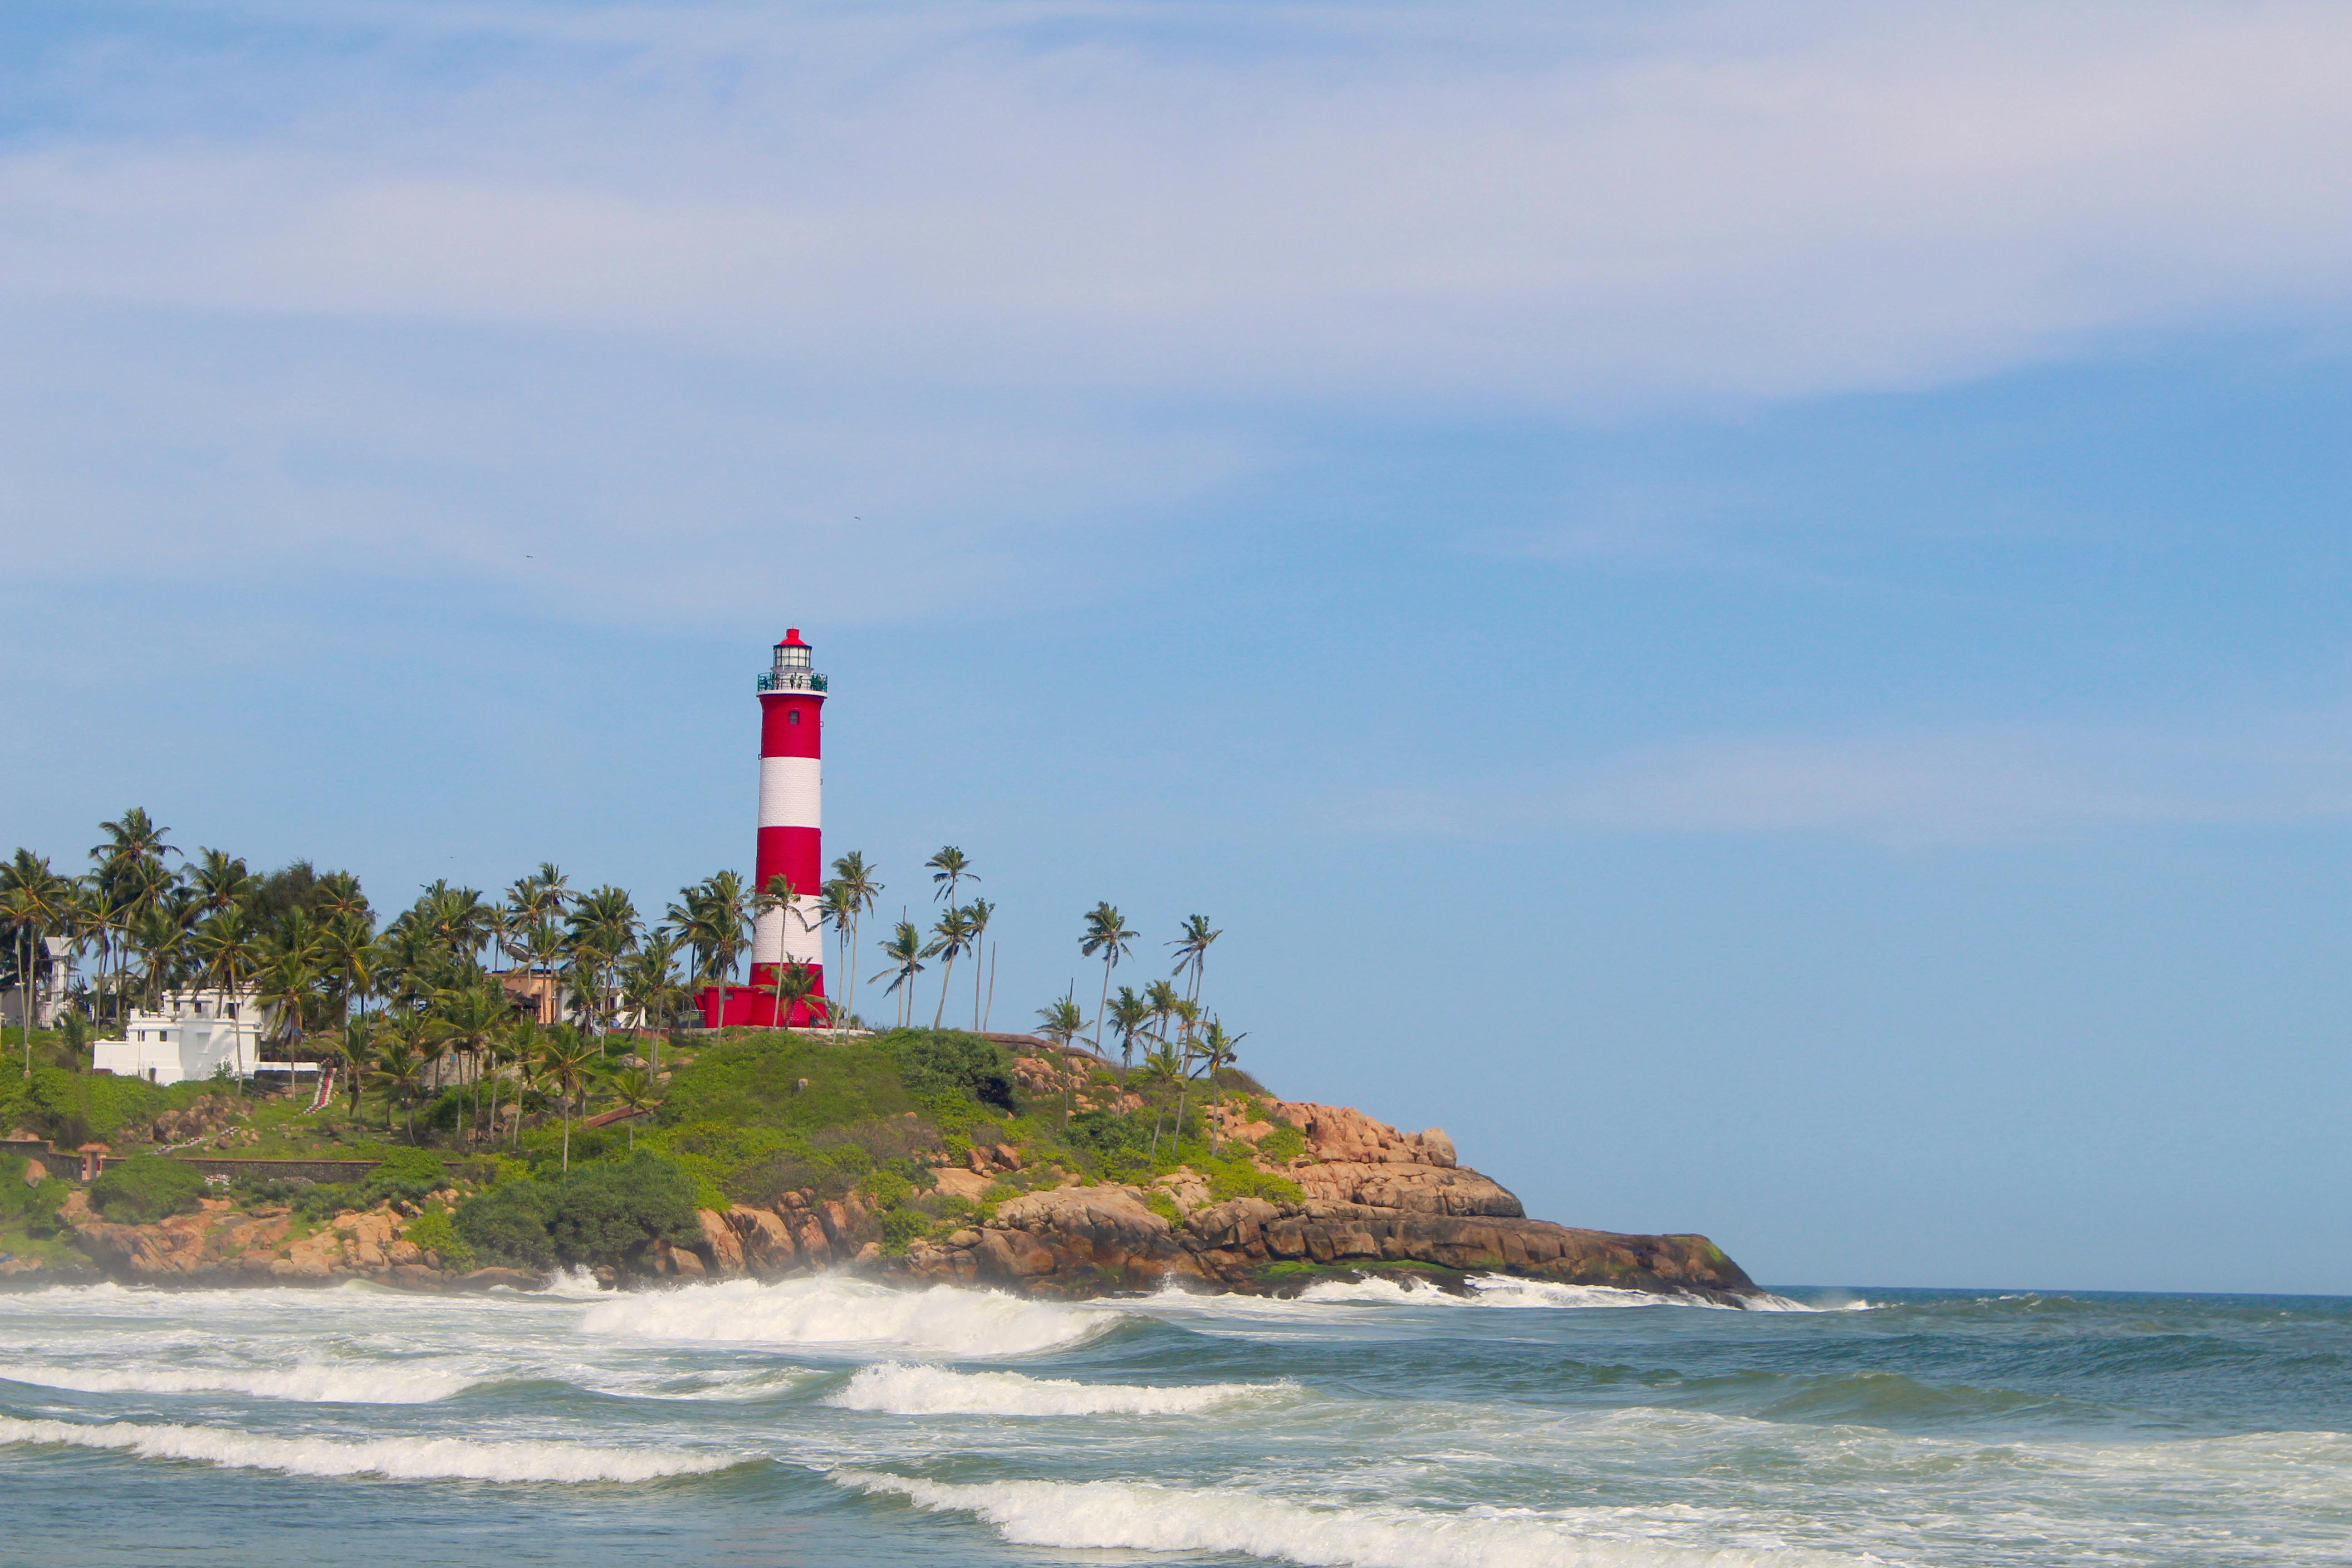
[705,629,828,1027]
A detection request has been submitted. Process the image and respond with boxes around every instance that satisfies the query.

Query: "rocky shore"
[23,1098,1761,1304]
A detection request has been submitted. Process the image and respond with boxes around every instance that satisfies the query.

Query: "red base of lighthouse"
[695,979,830,1029]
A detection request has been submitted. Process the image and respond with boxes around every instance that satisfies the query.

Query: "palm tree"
[771,960,824,1033]
[1140,1039,1184,1162]
[434,980,507,1145]
[873,920,925,1029]
[926,846,975,908]
[1165,998,1209,1161]
[925,904,976,1029]
[607,1065,660,1151]
[618,931,686,1055]
[90,810,175,1019]
[963,898,995,1029]
[255,948,317,1063]
[370,1026,430,1141]
[753,872,814,1023]
[1079,902,1138,1055]
[190,906,263,1083]
[1193,1019,1249,1154]
[191,849,255,922]
[828,851,882,1027]
[1035,990,1089,1126]
[1169,914,1222,1009]
[565,885,641,1034]
[536,1028,602,1171]
[817,880,858,1034]
[1107,985,1151,1080]
[4,851,74,1069]
[330,1016,377,1122]
[668,871,748,1021]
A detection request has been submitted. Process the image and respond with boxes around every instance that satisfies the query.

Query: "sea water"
[1,1274,2344,1567]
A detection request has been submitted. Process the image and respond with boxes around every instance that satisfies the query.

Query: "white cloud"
[7,2,2352,405]
[1336,709,2352,844]
[9,1,2352,623]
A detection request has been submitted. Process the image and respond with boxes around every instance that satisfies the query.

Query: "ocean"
[1,1274,2344,1567]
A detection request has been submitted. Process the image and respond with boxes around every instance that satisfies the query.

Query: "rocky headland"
[24,1090,1761,1305]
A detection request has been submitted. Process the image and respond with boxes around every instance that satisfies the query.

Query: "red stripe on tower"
[705,628,829,1027]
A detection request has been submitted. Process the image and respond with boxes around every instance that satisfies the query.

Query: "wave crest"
[577,1275,1109,1357]
[0,1361,474,1404]
[0,1416,732,1483]
[839,1471,1854,1568]
[827,1362,1283,1416]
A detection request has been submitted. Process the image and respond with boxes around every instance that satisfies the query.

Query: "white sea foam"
[578,1275,1111,1357]
[0,1360,475,1404]
[839,1471,1851,1568]
[1290,1276,1844,1313]
[0,1416,733,1483]
[827,1361,1283,1416]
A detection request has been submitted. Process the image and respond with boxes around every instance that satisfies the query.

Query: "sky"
[5,0,2352,1294]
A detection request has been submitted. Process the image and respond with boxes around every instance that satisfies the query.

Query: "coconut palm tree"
[536,1028,602,1171]
[370,1025,430,1141]
[190,849,255,921]
[619,931,686,1050]
[89,810,175,1018]
[330,1016,377,1122]
[1035,989,1089,1125]
[255,948,317,1063]
[1169,914,1221,1009]
[1107,985,1152,1080]
[1079,902,1137,1055]
[817,880,858,1033]
[560,885,640,1036]
[925,904,977,1029]
[607,1064,660,1151]
[873,920,925,1029]
[963,898,995,1029]
[926,846,975,907]
[1193,1019,1249,1154]
[189,906,263,1081]
[753,872,815,1023]
[828,851,882,1027]
[771,959,824,1033]
[1140,1039,1184,1162]
[434,980,507,1145]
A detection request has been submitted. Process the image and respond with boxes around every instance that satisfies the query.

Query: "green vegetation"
[452,1156,699,1271]
[90,1154,207,1224]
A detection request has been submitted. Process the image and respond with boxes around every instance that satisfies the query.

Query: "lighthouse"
[706,629,828,1027]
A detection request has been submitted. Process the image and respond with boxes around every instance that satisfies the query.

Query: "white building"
[90,990,316,1086]
[1,936,80,1029]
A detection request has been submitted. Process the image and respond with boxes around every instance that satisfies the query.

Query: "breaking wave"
[0,1361,475,1404]
[838,1471,1855,1568]
[577,1275,1113,1357]
[1289,1276,1833,1312]
[0,1416,733,1483]
[826,1362,1284,1416]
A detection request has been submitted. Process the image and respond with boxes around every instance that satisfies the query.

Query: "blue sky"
[6,1,2352,1292]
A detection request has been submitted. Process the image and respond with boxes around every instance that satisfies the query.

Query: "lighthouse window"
[788,710,801,724]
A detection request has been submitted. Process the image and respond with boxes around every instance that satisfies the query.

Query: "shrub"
[453,1179,559,1269]
[1257,1124,1306,1163]
[863,1168,914,1209]
[402,1207,475,1268]
[90,1155,207,1224]
[1204,1157,1303,1206]
[353,1145,448,1206]
[547,1156,702,1269]
[881,1031,1015,1110]
[878,1207,933,1251]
